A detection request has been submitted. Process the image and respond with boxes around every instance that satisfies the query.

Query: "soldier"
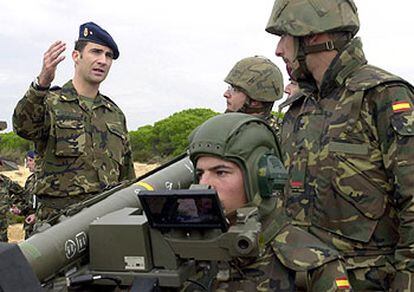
[0,174,27,242]
[185,113,351,291]
[223,56,284,132]
[0,121,26,241]
[13,22,135,228]
[266,0,414,290]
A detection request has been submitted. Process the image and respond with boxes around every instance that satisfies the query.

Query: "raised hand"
[38,41,66,88]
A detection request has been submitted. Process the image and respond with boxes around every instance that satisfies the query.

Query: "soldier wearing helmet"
[223,56,283,133]
[184,113,351,291]
[266,0,414,290]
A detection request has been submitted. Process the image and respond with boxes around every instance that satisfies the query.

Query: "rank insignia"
[392,101,411,113]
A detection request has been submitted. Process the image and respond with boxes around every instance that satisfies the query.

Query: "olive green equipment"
[0,121,18,170]
[0,152,277,291]
[189,113,285,218]
[224,56,284,103]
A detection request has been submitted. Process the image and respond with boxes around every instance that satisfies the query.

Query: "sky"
[0,0,413,131]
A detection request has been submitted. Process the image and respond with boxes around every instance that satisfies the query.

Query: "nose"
[275,39,283,57]
[97,53,108,65]
[199,173,214,188]
[223,88,231,99]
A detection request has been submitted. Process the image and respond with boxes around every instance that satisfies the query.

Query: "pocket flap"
[329,142,368,155]
[106,122,125,140]
[56,118,84,129]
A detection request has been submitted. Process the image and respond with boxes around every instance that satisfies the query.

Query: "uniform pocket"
[106,122,126,165]
[55,118,86,157]
[332,153,387,220]
[313,142,388,243]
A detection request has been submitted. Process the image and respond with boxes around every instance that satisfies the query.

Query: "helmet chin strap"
[290,35,351,81]
[226,97,269,115]
[290,37,313,81]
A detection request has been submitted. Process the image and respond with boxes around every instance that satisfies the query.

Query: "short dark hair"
[74,40,88,53]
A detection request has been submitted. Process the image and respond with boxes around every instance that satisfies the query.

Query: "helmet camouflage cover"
[224,56,284,103]
[188,113,282,217]
[265,0,360,37]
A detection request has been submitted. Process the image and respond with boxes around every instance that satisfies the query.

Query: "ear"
[250,100,263,108]
[72,50,80,64]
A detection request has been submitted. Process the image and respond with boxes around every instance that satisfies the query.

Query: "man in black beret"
[12,22,135,230]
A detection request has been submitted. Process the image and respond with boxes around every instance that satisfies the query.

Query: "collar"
[319,37,367,98]
[59,80,114,111]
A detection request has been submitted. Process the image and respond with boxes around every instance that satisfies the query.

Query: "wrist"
[32,76,50,91]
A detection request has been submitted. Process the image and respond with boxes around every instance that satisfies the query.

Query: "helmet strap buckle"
[325,40,335,51]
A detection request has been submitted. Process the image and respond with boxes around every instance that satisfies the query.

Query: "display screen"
[138,188,229,232]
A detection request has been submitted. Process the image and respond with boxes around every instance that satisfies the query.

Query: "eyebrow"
[196,164,233,172]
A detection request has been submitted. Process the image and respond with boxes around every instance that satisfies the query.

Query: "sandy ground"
[1,162,159,187]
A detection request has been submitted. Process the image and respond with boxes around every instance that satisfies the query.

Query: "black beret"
[78,22,119,59]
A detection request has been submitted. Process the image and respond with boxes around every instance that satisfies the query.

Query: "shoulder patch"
[392,101,412,113]
[345,65,406,91]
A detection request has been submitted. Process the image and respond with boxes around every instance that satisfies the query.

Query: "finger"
[45,40,65,54]
[50,55,66,67]
[44,43,66,62]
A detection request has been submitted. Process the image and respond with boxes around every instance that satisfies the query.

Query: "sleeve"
[373,83,414,289]
[12,84,50,141]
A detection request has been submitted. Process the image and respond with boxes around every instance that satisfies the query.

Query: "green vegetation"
[129,108,218,163]
[0,132,32,164]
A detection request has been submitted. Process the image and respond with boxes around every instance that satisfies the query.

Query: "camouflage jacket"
[13,81,135,197]
[0,174,27,241]
[264,114,280,136]
[279,38,414,276]
[182,217,349,291]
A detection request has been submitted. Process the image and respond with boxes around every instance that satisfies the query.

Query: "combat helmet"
[188,113,287,219]
[265,0,360,37]
[225,56,284,103]
[265,0,359,81]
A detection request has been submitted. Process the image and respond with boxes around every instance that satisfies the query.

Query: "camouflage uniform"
[13,81,135,224]
[185,113,351,291]
[266,1,414,289]
[0,174,28,241]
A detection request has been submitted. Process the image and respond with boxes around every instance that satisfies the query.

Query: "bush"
[0,132,32,164]
[130,108,218,162]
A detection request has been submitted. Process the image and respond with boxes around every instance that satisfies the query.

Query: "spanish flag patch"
[335,277,350,289]
[392,101,411,113]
